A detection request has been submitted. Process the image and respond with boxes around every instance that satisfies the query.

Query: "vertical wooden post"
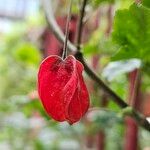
[97,131,105,150]
[124,69,141,150]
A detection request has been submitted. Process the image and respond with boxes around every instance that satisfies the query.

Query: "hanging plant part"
[38,55,90,124]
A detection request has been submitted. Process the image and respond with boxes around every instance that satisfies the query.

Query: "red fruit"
[38,55,89,124]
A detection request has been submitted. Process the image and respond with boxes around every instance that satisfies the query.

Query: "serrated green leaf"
[112,3,150,64]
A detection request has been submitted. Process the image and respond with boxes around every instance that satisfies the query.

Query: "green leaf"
[112,3,150,64]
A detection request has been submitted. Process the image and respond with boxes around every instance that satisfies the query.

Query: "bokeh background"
[0,0,150,149]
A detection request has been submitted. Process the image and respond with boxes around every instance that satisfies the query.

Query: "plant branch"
[41,0,150,132]
[76,0,88,50]
[75,0,127,108]
[78,53,128,108]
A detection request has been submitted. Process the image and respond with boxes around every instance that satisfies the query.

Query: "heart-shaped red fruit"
[38,55,89,124]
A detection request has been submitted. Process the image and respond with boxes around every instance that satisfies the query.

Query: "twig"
[78,54,128,108]
[76,0,88,50]
[75,0,127,108]
[41,0,150,132]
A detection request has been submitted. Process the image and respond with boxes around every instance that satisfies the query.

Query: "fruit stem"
[62,0,73,59]
[76,0,88,50]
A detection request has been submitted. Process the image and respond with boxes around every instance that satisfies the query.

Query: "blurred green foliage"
[92,0,115,6]
[13,42,41,66]
[142,0,150,8]
[0,0,150,149]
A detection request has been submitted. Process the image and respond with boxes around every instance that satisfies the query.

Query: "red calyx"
[38,55,90,124]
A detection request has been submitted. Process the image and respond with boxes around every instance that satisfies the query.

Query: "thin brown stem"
[76,0,88,50]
